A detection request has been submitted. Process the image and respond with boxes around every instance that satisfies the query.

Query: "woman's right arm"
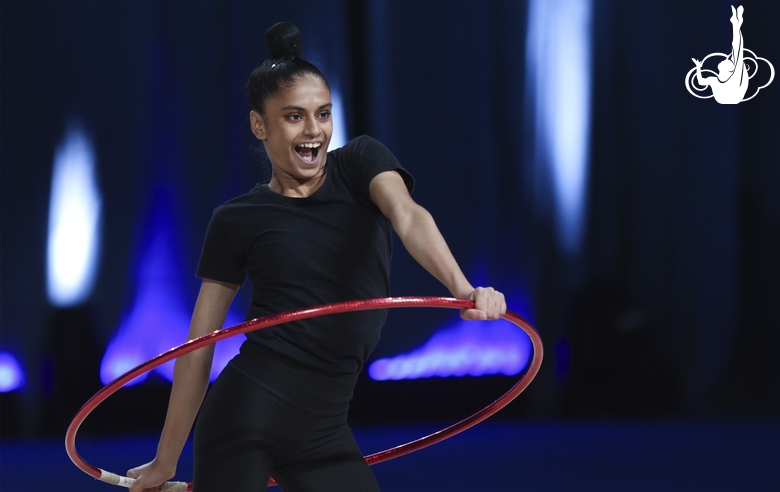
[692,59,710,87]
[127,278,240,492]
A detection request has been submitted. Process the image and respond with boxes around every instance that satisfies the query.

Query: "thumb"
[460,308,487,321]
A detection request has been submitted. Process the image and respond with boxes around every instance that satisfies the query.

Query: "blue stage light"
[329,87,347,150]
[100,280,189,386]
[100,193,243,386]
[101,298,244,386]
[46,124,102,306]
[0,352,25,392]
[526,0,592,254]
[368,318,532,380]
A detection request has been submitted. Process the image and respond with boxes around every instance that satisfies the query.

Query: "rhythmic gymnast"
[127,22,506,492]
[691,5,748,104]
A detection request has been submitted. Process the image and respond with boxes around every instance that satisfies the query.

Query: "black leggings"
[193,355,379,492]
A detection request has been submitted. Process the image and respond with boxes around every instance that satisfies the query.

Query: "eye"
[318,111,331,119]
[287,113,303,121]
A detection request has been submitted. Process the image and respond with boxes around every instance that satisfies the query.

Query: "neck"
[268,168,327,198]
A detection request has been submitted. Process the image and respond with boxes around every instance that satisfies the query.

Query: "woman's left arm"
[370,170,506,320]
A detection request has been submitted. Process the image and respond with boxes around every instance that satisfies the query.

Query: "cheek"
[267,126,295,150]
[322,121,334,139]
[264,134,289,159]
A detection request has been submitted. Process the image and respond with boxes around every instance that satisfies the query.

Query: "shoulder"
[328,136,413,196]
[328,135,402,174]
[211,185,268,219]
[330,135,395,161]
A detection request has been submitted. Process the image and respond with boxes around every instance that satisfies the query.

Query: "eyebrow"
[280,103,333,111]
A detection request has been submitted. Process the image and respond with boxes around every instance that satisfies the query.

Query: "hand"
[127,460,175,492]
[692,58,702,67]
[460,287,506,320]
[730,5,743,27]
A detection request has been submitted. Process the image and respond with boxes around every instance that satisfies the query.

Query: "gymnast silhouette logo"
[685,5,774,104]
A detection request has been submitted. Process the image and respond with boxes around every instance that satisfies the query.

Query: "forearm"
[393,204,474,298]
[149,279,237,472]
[695,66,706,85]
[370,170,504,320]
[154,346,214,471]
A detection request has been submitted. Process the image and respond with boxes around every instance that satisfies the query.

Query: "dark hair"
[246,22,330,114]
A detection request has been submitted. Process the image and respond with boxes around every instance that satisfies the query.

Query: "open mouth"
[295,142,321,164]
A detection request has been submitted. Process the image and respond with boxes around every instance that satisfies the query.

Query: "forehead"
[268,75,331,111]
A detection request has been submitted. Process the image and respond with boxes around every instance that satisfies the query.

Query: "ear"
[249,111,266,140]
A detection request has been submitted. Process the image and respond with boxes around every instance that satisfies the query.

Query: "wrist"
[152,450,179,476]
[450,282,475,300]
[151,457,177,477]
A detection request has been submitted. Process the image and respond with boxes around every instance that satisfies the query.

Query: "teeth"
[298,142,321,148]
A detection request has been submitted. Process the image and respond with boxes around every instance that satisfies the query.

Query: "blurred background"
[1,0,778,490]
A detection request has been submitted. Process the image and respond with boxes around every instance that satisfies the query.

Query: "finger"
[487,291,500,312]
[460,308,487,320]
[496,293,506,317]
[129,478,145,492]
[472,286,491,304]
[471,287,504,319]
[130,477,152,492]
[132,481,160,492]
[489,292,501,318]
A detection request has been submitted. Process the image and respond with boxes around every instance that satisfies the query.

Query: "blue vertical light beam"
[329,86,347,150]
[100,192,245,386]
[526,0,593,254]
[47,124,102,306]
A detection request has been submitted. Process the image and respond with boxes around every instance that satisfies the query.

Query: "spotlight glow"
[47,124,102,306]
[101,298,244,386]
[99,194,192,385]
[0,352,25,392]
[368,318,532,380]
[100,278,189,386]
[329,87,347,150]
[100,196,243,386]
[526,0,592,254]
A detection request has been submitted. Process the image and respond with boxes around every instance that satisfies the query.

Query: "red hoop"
[65,297,543,491]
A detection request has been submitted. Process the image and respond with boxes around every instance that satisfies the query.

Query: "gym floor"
[2,421,777,491]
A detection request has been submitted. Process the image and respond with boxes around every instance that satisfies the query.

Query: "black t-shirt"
[197,135,414,375]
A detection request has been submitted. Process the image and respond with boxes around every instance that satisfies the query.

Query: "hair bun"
[265,22,303,59]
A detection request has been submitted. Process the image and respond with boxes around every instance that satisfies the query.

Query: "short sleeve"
[196,208,246,285]
[335,135,414,203]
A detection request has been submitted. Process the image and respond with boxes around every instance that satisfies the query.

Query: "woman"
[128,22,505,492]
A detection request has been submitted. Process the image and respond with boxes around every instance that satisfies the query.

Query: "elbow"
[392,203,431,240]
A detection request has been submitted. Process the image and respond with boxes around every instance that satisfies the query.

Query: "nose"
[303,116,321,137]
